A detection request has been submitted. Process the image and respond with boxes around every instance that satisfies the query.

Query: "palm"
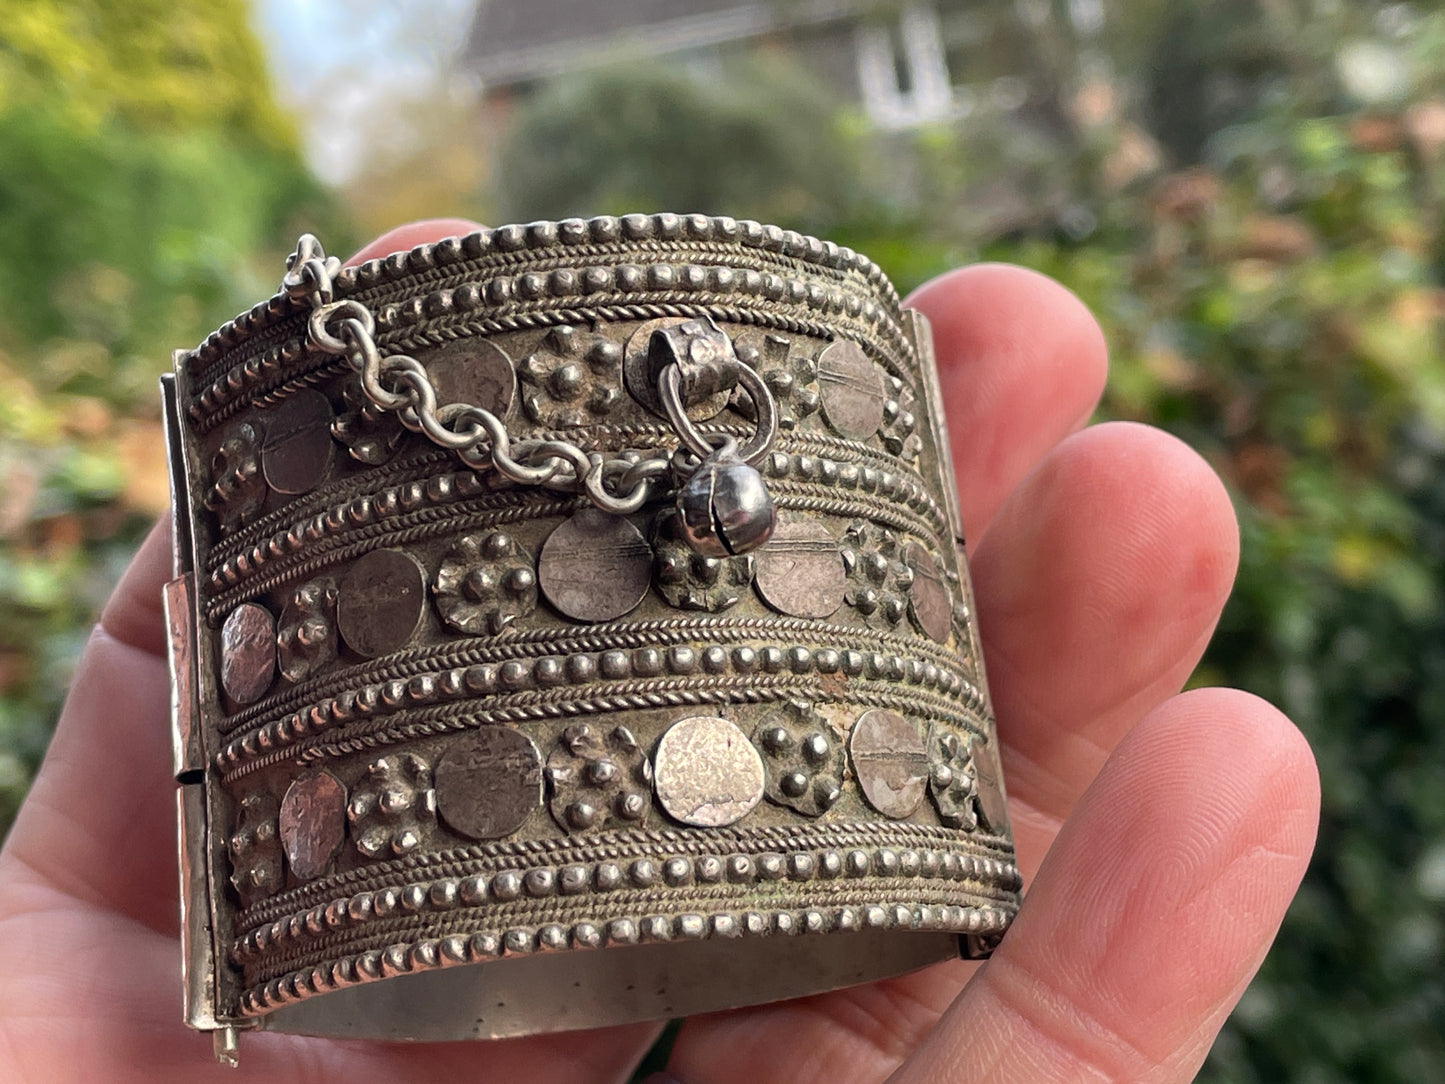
[0,222,1318,1084]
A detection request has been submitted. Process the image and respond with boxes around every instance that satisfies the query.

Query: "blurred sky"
[253,0,472,183]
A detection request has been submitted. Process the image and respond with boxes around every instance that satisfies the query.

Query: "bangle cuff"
[162,214,1018,1058]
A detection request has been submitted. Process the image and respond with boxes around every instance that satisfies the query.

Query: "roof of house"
[462,0,860,85]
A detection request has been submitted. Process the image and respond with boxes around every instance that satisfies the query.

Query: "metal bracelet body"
[162,214,1019,1060]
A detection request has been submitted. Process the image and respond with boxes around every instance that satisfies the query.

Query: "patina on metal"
[849,708,932,819]
[434,727,545,841]
[260,388,336,496]
[335,548,428,659]
[537,507,653,622]
[278,771,347,881]
[218,602,276,707]
[161,217,1020,1061]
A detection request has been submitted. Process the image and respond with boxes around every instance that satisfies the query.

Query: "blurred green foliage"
[497,3,1445,1079]
[0,0,346,830]
[496,58,862,227]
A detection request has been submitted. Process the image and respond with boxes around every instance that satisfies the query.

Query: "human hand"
[0,220,1319,1084]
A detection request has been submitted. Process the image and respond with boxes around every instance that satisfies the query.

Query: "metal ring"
[281,235,329,300]
[431,402,490,446]
[308,300,374,355]
[659,362,778,466]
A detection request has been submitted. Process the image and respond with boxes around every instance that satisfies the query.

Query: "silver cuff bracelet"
[161,214,1019,1063]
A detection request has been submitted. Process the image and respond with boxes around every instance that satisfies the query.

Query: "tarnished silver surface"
[276,579,338,683]
[538,507,652,622]
[336,549,427,659]
[519,325,624,428]
[177,785,221,1030]
[928,730,981,830]
[547,724,652,832]
[849,708,931,819]
[754,703,844,817]
[279,771,347,881]
[165,217,1018,1057]
[347,753,435,858]
[165,575,201,778]
[648,316,743,405]
[434,531,538,635]
[262,931,963,1040]
[653,519,755,611]
[624,316,728,421]
[816,339,887,441]
[905,541,952,643]
[755,519,847,618]
[227,792,281,905]
[260,388,335,496]
[424,338,518,418]
[435,728,544,841]
[972,735,1011,835]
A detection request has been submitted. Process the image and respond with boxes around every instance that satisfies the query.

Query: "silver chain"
[281,234,672,514]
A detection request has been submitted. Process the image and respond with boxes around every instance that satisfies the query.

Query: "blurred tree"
[0,0,295,137]
[0,0,348,832]
[493,55,866,229]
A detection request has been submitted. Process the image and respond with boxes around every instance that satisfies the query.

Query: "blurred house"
[462,0,977,131]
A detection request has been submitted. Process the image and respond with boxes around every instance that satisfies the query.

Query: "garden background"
[1,1,1442,1078]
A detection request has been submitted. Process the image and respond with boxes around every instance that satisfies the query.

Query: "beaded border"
[189,215,902,377]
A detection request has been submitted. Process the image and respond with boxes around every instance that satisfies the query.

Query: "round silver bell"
[676,452,777,557]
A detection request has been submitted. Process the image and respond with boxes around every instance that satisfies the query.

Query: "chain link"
[285,235,672,514]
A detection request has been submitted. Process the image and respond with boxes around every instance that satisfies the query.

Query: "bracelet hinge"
[163,368,252,1063]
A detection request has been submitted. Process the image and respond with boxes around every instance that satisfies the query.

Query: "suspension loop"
[658,362,778,467]
[282,235,340,304]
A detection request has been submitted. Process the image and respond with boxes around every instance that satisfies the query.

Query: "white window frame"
[855,3,958,128]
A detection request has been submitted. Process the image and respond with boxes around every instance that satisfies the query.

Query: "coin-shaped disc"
[755,519,846,619]
[424,338,517,417]
[220,601,277,705]
[848,708,929,819]
[435,728,544,840]
[279,770,347,880]
[261,389,335,495]
[816,340,886,440]
[905,542,952,643]
[971,735,1010,835]
[337,549,428,658]
[654,716,765,827]
[538,508,652,623]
